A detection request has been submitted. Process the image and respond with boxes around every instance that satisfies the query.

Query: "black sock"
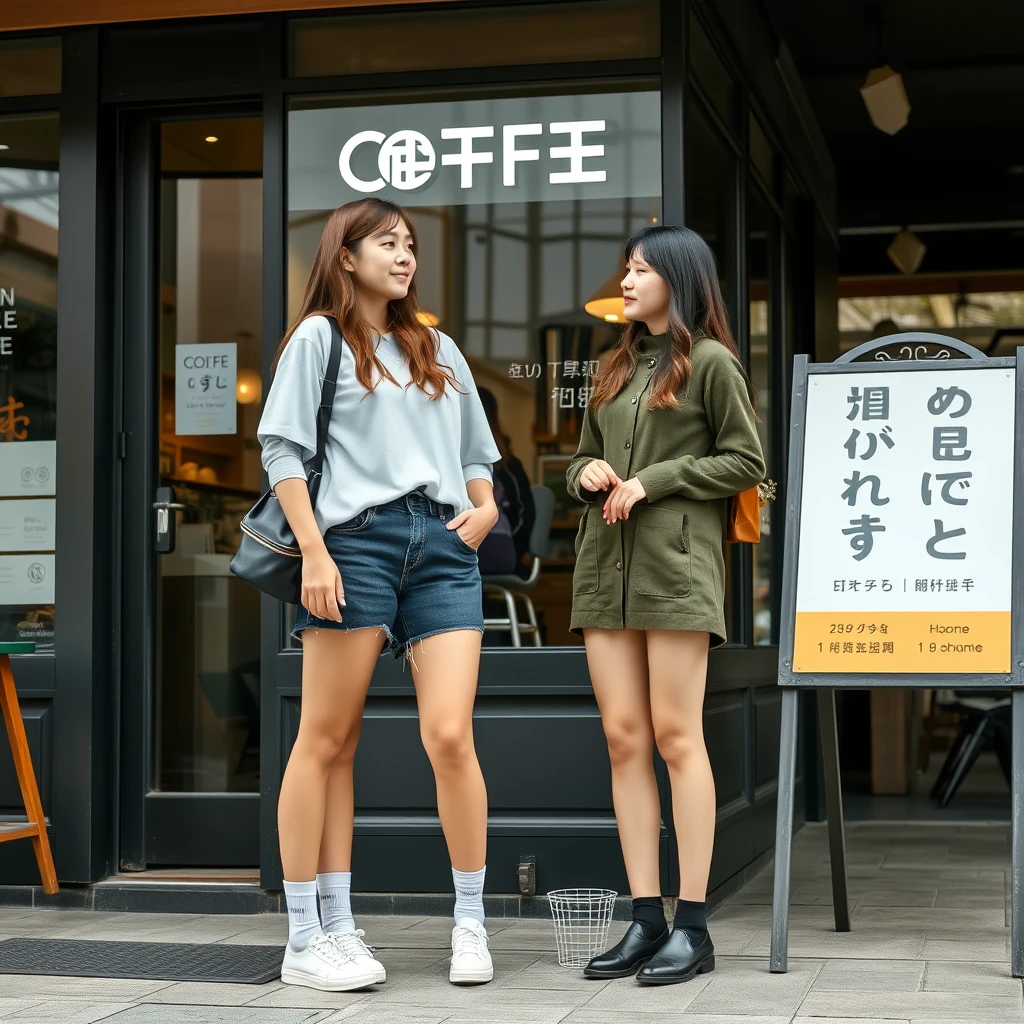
[631,896,666,939]
[673,899,708,942]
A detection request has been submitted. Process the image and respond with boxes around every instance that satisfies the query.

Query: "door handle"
[154,487,187,553]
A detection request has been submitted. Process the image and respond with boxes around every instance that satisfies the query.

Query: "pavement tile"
[810,959,925,992]
[683,957,823,1016]
[921,959,1022,996]
[798,989,1023,1022]
[2,1001,135,1023]
[0,977,174,1002]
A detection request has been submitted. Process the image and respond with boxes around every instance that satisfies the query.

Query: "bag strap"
[307,316,343,505]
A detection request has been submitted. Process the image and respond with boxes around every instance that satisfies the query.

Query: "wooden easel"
[0,643,58,893]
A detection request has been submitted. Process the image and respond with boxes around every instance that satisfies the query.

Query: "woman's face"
[621,247,671,329]
[342,218,417,302]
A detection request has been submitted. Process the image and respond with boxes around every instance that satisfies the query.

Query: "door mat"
[99,1008,333,1023]
[0,938,286,984]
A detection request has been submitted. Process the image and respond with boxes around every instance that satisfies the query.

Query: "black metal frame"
[117,100,264,869]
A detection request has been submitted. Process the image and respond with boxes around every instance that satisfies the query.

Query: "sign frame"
[770,333,1024,980]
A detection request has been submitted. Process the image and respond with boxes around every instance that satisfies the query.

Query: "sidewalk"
[0,822,1019,1023]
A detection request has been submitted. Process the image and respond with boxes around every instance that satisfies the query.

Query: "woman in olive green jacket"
[567,226,764,986]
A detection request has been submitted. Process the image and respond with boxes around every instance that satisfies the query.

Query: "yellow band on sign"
[793,611,1010,674]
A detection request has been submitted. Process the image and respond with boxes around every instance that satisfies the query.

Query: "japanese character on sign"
[842,514,886,560]
[932,427,971,461]
[841,471,889,506]
[844,426,895,460]
[926,519,967,560]
[552,387,575,409]
[921,471,972,506]
[847,386,890,421]
[927,385,972,418]
[508,363,523,379]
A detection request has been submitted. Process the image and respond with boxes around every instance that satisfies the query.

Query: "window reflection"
[0,113,59,649]
[748,187,773,645]
[286,86,661,647]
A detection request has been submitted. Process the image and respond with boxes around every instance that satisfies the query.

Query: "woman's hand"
[447,502,500,550]
[603,477,647,524]
[579,459,621,493]
[301,544,345,622]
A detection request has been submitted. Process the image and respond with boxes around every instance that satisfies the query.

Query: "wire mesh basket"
[546,888,617,969]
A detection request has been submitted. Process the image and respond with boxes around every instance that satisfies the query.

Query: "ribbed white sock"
[317,871,355,934]
[452,865,486,925]
[283,879,321,952]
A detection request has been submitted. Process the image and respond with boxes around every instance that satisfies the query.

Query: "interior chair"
[481,485,556,647]
[930,689,1011,808]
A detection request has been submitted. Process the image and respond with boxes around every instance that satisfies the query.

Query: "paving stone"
[810,958,924,992]
[853,905,1007,930]
[798,989,1023,1022]
[2,1001,135,1023]
[921,929,1010,963]
[0,977,174,1002]
[684,956,823,1016]
[921,959,1022,995]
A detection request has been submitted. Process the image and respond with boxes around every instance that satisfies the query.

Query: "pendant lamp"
[584,268,626,324]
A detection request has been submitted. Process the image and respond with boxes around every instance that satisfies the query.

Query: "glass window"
[286,83,661,647]
[686,99,739,638]
[0,113,59,648]
[748,187,774,646]
[290,0,659,78]
[689,12,738,132]
[749,113,775,194]
[0,37,61,97]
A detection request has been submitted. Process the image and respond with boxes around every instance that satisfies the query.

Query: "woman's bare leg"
[646,629,714,901]
[278,627,384,881]
[584,628,661,897]
[408,630,488,871]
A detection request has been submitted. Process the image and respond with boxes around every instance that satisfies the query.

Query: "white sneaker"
[449,917,493,984]
[327,928,386,984]
[281,931,381,991]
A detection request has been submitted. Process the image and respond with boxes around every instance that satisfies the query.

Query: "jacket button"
[616,561,622,571]
[624,441,631,449]
[631,396,638,404]
[648,359,656,368]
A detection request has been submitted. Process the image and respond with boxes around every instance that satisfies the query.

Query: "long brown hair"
[591,225,755,411]
[274,198,458,398]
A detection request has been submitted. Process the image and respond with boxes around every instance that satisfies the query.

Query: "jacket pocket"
[633,509,691,598]
[573,506,600,596]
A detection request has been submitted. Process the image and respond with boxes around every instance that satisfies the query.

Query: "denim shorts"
[292,490,484,658]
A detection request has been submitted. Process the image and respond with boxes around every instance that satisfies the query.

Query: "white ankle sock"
[317,871,355,933]
[283,879,321,952]
[452,866,486,925]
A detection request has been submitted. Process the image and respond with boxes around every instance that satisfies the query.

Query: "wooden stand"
[0,643,58,894]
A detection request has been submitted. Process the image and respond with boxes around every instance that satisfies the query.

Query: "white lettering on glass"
[548,120,607,184]
[503,123,542,186]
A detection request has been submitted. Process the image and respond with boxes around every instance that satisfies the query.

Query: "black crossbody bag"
[229,316,343,604]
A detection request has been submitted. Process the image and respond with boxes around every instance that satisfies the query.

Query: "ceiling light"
[585,268,627,324]
[416,310,439,327]
[205,135,219,143]
[887,229,926,274]
[860,65,910,135]
[235,368,262,405]
[0,144,9,151]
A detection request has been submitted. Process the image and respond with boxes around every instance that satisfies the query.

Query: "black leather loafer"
[583,922,669,979]
[636,928,715,985]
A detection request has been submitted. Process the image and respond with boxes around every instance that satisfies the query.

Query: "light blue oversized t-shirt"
[258,315,500,532]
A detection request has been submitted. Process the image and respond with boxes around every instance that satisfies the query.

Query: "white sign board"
[792,366,1014,673]
[0,499,55,553]
[0,440,56,496]
[0,554,55,605]
[175,343,237,436]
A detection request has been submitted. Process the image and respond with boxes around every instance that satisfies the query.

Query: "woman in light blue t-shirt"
[259,198,499,993]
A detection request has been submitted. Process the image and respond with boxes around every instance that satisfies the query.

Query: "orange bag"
[728,480,776,544]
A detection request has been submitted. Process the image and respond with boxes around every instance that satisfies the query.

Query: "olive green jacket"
[566,334,765,647]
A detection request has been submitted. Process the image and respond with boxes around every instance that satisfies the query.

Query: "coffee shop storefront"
[0,0,838,902]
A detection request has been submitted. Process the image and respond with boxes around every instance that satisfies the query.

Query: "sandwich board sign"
[770,333,1024,978]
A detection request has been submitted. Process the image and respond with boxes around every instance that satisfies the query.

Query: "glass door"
[121,110,264,868]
